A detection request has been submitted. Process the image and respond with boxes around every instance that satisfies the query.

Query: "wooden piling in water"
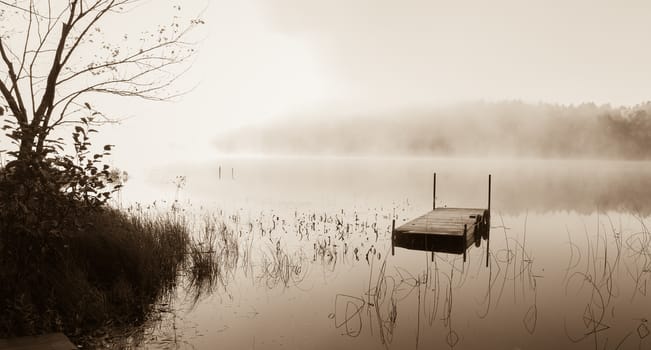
[391,219,395,256]
[486,174,491,267]
[488,174,492,217]
[462,224,468,262]
[432,172,437,210]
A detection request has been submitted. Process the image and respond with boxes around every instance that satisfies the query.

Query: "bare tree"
[0,0,201,162]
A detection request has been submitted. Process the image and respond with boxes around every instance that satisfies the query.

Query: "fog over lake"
[2,0,650,349]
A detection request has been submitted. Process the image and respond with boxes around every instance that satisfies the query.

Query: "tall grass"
[0,204,192,344]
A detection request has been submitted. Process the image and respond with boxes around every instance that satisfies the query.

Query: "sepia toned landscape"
[1,1,650,349]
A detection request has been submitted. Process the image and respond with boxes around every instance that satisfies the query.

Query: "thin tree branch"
[59,1,115,68]
[0,79,25,125]
[29,5,69,115]
[32,0,78,127]
[0,38,28,124]
[15,0,34,110]
[0,0,32,14]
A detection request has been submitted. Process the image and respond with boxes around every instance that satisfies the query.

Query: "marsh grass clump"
[0,199,191,342]
[186,214,240,303]
[259,240,309,289]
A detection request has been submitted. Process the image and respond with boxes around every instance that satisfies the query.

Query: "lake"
[113,156,651,349]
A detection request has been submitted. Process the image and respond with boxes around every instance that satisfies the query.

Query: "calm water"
[114,157,651,349]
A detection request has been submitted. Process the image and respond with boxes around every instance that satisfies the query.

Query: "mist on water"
[214,101,651,160]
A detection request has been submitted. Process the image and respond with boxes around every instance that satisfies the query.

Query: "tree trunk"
[18,128,36,161]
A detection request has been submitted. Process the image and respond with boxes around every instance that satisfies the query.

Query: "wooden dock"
[0,333,76,350]
[391,173,491,265]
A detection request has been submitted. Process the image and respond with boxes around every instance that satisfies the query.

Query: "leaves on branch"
[0,0,200,164]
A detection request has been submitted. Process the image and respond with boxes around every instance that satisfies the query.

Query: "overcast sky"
[199,0,651,122]
[259,0,651,106]
[81,0,651,169]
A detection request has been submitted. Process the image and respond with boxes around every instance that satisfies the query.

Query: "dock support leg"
[486,174,492,267]
[433,172,437,210]
[486,230,490,267]
[486,216,490,267]
[488,174,491,215]
[391,219,395,256]
[463,224,467,263]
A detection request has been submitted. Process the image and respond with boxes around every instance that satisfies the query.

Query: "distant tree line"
[215,101,651,159]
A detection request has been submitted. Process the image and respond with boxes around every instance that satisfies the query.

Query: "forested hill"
[215,102,651,159]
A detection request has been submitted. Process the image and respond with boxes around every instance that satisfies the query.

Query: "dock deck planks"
[0,333,76,350]
[391,207,489,262]
[395,208,486,236]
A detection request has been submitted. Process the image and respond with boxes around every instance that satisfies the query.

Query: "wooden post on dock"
[488,174,491,218]
[391,219,395,256]
[430,234,434,261]
[486,174,492,267]
[463,224,467,262]
[432,172,437,210]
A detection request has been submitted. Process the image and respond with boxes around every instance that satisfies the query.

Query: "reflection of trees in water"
[491,165,651,216]
[563,214,651,349]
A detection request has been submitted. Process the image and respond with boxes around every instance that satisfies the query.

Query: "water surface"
[116,157,651,349]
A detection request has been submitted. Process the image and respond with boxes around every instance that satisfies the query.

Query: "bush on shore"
[0,160,191,341]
